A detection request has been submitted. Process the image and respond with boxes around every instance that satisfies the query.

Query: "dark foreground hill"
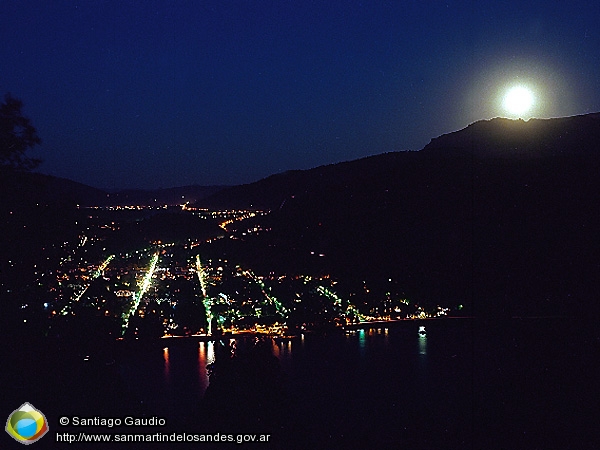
[198,113,600,317]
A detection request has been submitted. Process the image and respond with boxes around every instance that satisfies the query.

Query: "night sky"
[2,1,599,189]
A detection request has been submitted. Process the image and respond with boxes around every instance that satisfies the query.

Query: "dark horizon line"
[28,110,600,192]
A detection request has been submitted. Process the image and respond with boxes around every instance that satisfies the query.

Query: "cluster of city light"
[316,285,367,323]
[90,254,114,279]
[86,205,171,210]
[217,210,265,231]
[254,322,286,335]
[434,306,450,317]
[241,269,287,317]
[316,286,342,307]
[218,219,235,231]
[41,203,460,341]
[191,257,292,334]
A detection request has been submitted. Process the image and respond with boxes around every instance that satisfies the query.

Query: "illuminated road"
[195,254,213,335]
[240,268,288,317]
[60,254,114,315]
[218,210,262,231]
[121,252,159,335]
[316,285,366,323]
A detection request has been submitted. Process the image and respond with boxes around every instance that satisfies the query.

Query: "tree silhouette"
[0,93,41,171]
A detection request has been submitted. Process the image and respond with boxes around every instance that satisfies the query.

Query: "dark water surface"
[116,318,599,449]
[8,318,598,449]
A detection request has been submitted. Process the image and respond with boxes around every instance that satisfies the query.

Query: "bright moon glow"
[503,86,534,116]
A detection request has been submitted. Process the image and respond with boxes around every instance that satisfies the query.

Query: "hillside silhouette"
[197,112,600,317]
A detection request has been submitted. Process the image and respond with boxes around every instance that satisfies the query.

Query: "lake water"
[117,318,599,449]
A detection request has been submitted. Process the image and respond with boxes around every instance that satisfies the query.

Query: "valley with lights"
[38,205,453,344]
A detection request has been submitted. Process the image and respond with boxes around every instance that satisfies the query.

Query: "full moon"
[503,86,534,116]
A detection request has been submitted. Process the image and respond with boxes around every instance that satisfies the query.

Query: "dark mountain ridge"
[197,112,600,211]
[0,170,227,207]
[197,112,600,317]
[0,170,107,207]
[424,112,600,159]
[103,185,226,206]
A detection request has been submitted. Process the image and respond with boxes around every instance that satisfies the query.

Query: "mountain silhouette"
[197,112,600,317]
[424,113,600,158]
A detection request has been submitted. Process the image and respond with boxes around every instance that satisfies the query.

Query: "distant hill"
[102,185,227,206]
[197,112,600,317]
[197,112,600,210]
[0,170,108,207]
[0,171,227,207]
[194,153,417,211]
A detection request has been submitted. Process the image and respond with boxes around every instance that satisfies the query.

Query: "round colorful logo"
[6,403,48,445]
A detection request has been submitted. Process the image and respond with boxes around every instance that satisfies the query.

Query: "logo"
[6,403,49,445]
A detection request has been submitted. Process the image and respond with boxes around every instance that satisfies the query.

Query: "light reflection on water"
[419,333,427,355]
[272,339,294,365]
[117,320,590,446]
[358,329,366,354]
[126,341,216,413]
[121,323,478,432]
[197,342,214,389]
[272,339,280,359]
[350,327,392,355]
[128,327,434,415]
[162,347,170,380]
[157,328,429,384]
[198,341,205,363]
[418,327,427,355]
